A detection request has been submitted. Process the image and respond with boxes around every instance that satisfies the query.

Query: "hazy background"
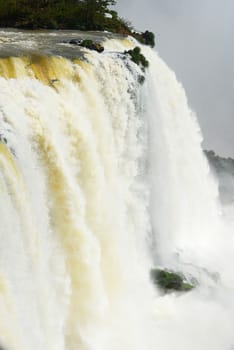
[115,0,234,157]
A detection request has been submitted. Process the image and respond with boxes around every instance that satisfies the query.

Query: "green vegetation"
[0,0,155,48]
[123,47,150,84]
[141,30,155,47]
[125,47,149,71]
[150,268,195,293]
[132,30,155,48]
[0,0,127,31]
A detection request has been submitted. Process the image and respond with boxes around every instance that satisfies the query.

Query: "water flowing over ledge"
[0,32,234,350]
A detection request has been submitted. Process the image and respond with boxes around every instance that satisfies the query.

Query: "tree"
[0,0,135,32]
[83,0,116,29]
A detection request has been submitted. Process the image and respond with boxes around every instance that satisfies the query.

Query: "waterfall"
[0,32,233,350]
[144,46,223,265]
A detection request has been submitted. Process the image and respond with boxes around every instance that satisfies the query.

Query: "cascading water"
[142,45,234,349]
[0,30,233,350]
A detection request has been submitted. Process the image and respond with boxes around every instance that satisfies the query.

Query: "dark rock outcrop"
[69,39,104,53]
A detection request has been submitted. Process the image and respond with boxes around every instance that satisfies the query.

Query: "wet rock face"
[69,39,82,45]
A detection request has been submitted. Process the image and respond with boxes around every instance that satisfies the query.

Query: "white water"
[0,34,233,350]
[143,45,234,349]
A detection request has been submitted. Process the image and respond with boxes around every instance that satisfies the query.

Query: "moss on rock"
[80,39,104,53]
[69,39,104,53]
[150,268,194,292]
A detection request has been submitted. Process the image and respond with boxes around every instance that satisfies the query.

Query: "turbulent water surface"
[0,29,233,350]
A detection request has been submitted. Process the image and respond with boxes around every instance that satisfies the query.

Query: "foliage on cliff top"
[0,0,155,47]
[0,0,127,32]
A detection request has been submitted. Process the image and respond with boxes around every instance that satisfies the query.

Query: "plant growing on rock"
[80,39,104,52]
[69,39,104,53]
[124,46,149,72]
[150,268,195,293]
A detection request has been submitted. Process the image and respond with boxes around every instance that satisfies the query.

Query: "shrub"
[131,30,155,48]
[125,46,149,71]
[141,30,155,48]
